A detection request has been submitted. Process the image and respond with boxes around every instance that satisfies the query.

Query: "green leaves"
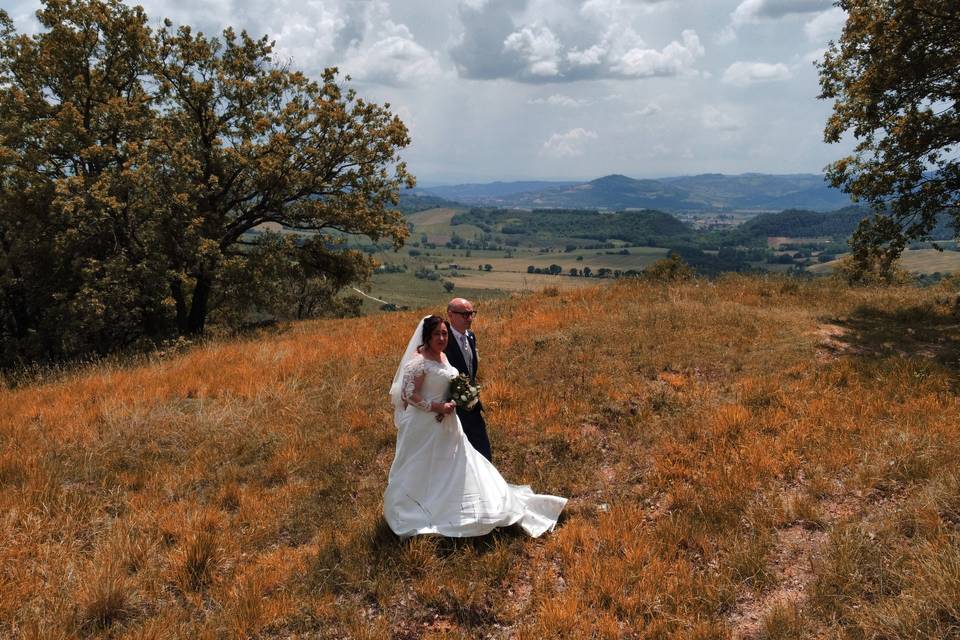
[0,0,413,367]
[818,0,960,266]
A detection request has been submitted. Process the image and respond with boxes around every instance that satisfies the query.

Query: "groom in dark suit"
[444,297,492,462]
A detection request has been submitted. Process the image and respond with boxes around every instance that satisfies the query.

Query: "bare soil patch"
[727,482,863,639]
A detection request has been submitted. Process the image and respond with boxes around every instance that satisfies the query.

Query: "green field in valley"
[355,209,960,313]
[404,208,485,245]
[357,207,672,311]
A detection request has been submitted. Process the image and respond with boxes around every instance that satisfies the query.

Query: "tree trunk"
[170,279,189,335]
[2,289,31,339]
[186,275,211,335]
[1,280,29,340]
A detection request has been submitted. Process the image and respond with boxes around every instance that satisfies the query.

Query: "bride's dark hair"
[420,315,446,349]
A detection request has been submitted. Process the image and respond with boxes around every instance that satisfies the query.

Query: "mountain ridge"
[416,172,853,212]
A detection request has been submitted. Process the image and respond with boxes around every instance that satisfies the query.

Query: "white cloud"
[580,0,622,21]
[541,128,598,158]
[715,25,737,45]
[629,103,662,117]
[722,0,834,41]
[563,26,704,79]
[528,94,592,107]
[702,105,744,132]
[567,44,607,67]
[4,0,861,181]
[340,2,445,86]
[610,29,704,78]
[452,0,702,82]
[581,0,674,19]
[344,28,445,86]
[580,0,672,21]
[161,0,446,87]
[152,0,349,67]
[732,0,834,26]
[504,24,563,77]
[722,61,792,87]
[804,7,846,42]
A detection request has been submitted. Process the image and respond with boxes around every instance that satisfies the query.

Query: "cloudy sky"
[6,0,853,185]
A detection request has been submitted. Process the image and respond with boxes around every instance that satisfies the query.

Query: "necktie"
[461,334,473,374]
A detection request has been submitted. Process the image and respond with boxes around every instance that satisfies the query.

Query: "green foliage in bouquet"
[450,373,480,411]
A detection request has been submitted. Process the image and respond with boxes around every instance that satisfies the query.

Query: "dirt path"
[350,286,394,306]
[726,481,862,638]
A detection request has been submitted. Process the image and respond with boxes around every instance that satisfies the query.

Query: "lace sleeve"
[400,356,431,411]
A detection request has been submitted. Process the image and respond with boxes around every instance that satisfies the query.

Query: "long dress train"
[383,354,566,538]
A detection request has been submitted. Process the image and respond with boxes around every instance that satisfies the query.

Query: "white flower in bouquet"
[450,374,480,411]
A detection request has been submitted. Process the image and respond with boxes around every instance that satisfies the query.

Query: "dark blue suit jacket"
[444,323,491,461]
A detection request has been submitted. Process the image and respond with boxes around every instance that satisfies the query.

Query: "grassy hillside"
[3,276,960,638]
[363,246,670,310]
[810,248,960,276]
[404,208,485,245]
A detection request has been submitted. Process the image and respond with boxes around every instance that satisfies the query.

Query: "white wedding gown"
[384,354,566,539]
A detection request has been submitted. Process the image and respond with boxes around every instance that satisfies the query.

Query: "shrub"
[832,254,910,286]
[643,254,694,282]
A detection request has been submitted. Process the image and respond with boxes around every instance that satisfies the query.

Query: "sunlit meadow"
[3,274,960,638]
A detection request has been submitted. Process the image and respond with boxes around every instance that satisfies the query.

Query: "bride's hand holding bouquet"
[434,374,480,422]
[433,400,456,422]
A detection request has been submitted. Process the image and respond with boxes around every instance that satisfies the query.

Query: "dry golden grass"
[3,274,960,638]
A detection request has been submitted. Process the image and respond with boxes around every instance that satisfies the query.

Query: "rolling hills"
[418,173,855,211]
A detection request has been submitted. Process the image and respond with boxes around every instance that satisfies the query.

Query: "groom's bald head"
[447,297,475,333]
[447,297,470,311]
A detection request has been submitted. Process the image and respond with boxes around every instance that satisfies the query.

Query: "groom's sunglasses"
[450,310,477,317]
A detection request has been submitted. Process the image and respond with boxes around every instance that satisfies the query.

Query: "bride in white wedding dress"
[384,315,566,539]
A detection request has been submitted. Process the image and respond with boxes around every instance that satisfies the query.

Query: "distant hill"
[420,173,855,212]
[660,173,853,210]
[422,181,578,203]
[733,207,871,243]
[505,175,707,211]
[452,207,692,246]
[395,191,463,213]
[725,206,957,245]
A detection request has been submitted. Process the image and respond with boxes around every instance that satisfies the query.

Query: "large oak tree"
[0,0,412,367]
[818,0,960,272]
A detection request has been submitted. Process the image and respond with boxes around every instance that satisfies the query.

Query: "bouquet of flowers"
[434,374,481,422]
[450,373,481,411]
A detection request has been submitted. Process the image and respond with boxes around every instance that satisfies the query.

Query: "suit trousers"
[458,406,492,462]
